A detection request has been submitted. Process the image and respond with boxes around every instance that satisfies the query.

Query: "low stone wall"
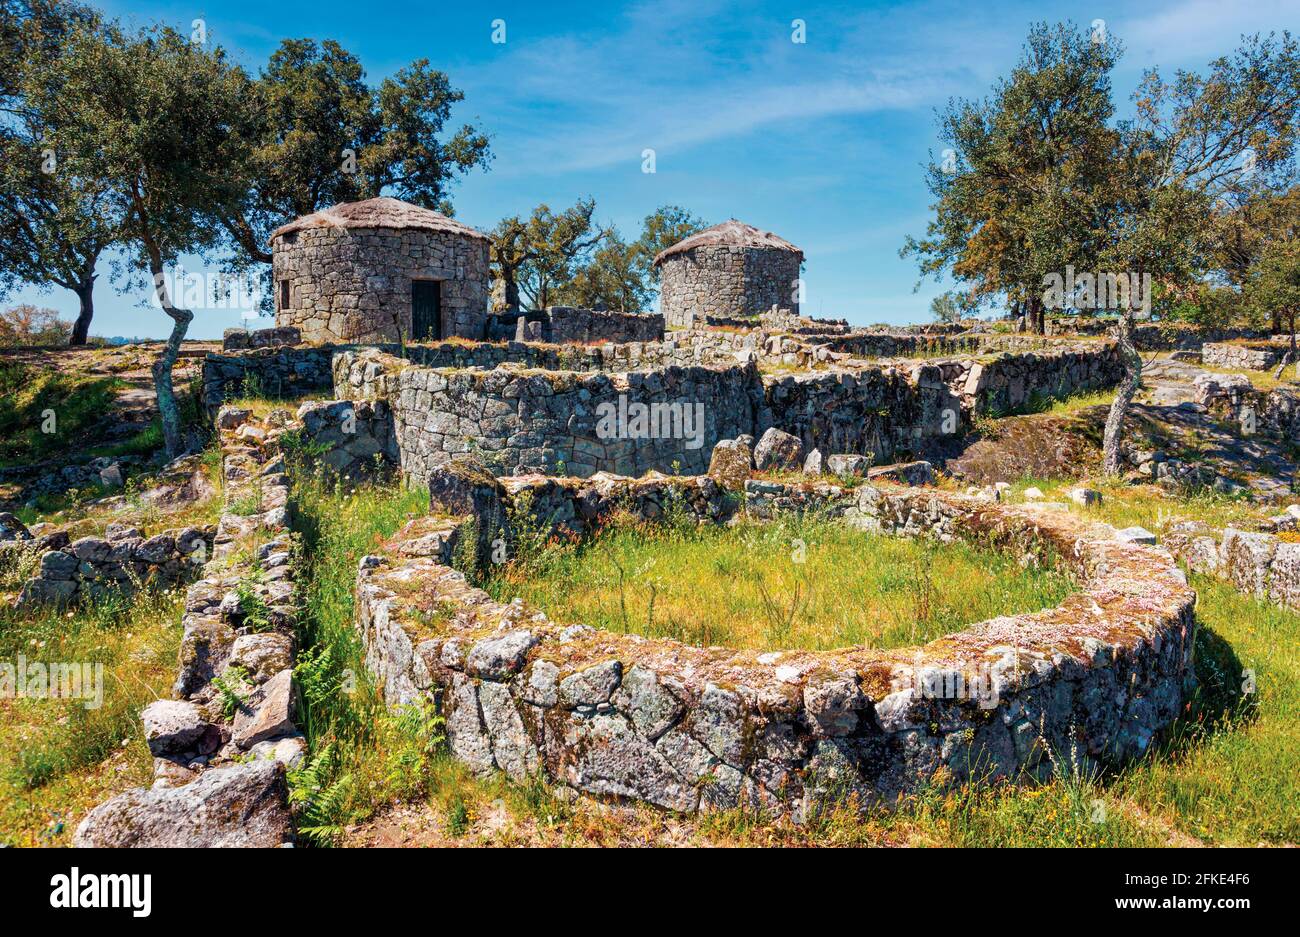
[222,326,302,351]
[356,479,1195,817]
[1045,319,1274,350]
[17,524,214,608]
[515,307,664,345]
[761,365,958,464]
[201,345,336,417]
[295,398,399,478]
[1194,373,1300,442]
[351,355,762,481]
[818,332,985,359]
[333,339,1123,480]
[75,407,302,847]
[1163,520,1300,610]
[1202,341,1287,371]
[956,344,1122,414]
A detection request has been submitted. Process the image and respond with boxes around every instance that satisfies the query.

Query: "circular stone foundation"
[356,476,1196,818]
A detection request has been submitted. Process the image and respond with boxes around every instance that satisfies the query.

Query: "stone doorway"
[411,280,441,341]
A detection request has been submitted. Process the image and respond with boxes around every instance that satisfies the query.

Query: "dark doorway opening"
[411,280,442,341]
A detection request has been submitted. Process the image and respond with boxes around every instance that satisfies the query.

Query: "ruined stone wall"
[515,307,665,345]
[1164,520,1300,611]
[954,344,1122,414]
[658,246,802,327]
[760,365,958,464]
[294,398,399,479]
[201,346,337,417]
[818,332,986,359]
[272,225,490,343]
[222,326,301,351]
[1201,341,1287,371]
[17,524,214,608]
[336,351,763,481]
[75,407,302,847]
[333,340,1123,479]
[355,481,1195,817]
[1194,373,1300,442]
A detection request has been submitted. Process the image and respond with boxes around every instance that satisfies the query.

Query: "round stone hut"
[653,219,803,327]
[270,196,491,343]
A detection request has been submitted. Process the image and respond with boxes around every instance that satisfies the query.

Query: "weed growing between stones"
[484,512,1075,651]
[287,473,450,845]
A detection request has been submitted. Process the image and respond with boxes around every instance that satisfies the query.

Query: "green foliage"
[211,665,251,721]
[485,512,1074,651]
[902,22,1123,327]
[289,475,436,844]
[493,200,707,312]
[0,359,121,465]
[221,37,491,286]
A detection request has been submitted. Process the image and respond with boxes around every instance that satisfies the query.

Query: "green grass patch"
[288,475,442,845]
[484,511,1075,652]
[0,360,123,467]
[0,588,183,846]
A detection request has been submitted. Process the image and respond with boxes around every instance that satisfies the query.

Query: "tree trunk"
[1102,307,1142,476]
[147,262,194,458]
[1291,310,1297,381]
[1026,294,1045,335]
[69,274,96,346]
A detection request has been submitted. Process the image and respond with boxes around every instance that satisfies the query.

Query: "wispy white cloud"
[461,0,979,176]
[1121,0,1298,61]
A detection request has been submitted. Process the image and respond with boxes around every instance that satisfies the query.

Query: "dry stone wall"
[75,407,302,847]
[272,225,490,343]
[337,352,763,481]
[515,307,665,344]
[355,479,1196,817]
[1163,520,1300,610]
[1194,373,1300,442]
[1201,341,1288,371]
[332,339,1123,481]
[201,345,336,417]
[17,524,214,608]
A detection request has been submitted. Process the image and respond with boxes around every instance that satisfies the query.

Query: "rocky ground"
[0,341,219,514]
[948,355,1298,503]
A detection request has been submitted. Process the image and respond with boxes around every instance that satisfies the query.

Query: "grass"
[1192,359,1299,393]
[0,588,184,846]
[1111,575,1298,845]
[338,558,1296,848]
[263,472,1295,848]
[287,472,442,845]
[0,360,123,468]
[482,510,1074,652]
[988,476,1268,532]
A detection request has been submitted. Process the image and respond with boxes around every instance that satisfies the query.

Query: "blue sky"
[9,0,1299,338]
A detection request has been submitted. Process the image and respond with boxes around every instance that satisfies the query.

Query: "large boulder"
[707,439,753,490]
[231,669,295,749]
[753,428,803,472]
[72,761,293,847]
[826,454,872,477]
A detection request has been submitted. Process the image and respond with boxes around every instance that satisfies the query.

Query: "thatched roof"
[652,219,802,266]
[269,196,489,244]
